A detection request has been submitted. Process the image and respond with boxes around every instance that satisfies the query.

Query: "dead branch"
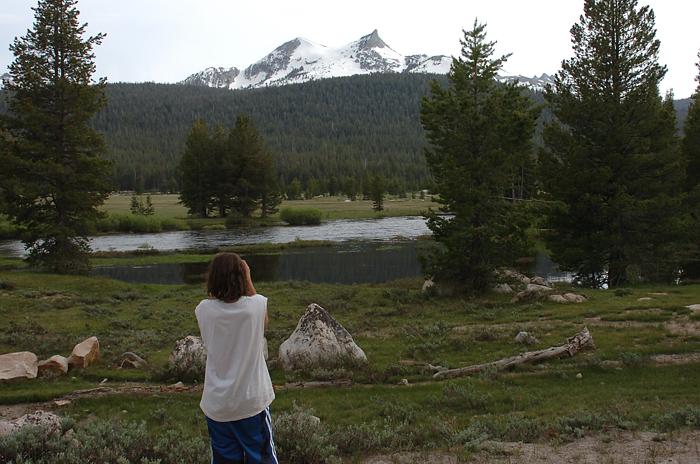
[433,327,595,380]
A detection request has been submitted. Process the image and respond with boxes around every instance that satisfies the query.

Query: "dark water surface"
[90,242,572,286]
[91,242,424,285]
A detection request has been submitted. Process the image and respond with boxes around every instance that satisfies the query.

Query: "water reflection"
[91,243,425,285]
[91,241,574,286]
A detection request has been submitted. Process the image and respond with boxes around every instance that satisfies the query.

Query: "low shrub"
[279,208,323,226]
[272,405,339,463]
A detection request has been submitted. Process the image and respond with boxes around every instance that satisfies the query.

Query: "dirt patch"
[650,352,700,365]
[362,431,700,464]
[665,321,700,337]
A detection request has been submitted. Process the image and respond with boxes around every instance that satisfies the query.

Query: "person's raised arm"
[241,260,256,296]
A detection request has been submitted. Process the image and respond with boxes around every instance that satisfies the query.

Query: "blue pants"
[205,408,278,464]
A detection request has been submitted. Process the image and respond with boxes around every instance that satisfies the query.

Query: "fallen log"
[434,327,595,380]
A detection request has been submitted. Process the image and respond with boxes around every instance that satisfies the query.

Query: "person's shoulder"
[195,298,216,313]
[248,293,267,306]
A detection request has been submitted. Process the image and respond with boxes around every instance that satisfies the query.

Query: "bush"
[279,208,322,226]
[0,420,210,464]
[272,405,339,463]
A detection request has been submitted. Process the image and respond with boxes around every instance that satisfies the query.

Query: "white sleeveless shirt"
[195,294,275,422]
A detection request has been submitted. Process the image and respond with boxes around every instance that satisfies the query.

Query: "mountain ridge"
[181,30,555,91]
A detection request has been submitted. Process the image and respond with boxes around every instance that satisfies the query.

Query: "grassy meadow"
[1,253,700,461]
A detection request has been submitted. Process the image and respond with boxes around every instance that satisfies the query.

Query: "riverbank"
[1,260,699,462]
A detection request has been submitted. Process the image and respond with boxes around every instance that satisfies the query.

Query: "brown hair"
[206,252,246,303]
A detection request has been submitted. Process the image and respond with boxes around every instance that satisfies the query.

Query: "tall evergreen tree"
[0,0,110,273]
[420,21,538,293]
[178,119,212,217]
[540,0,685,287]
[370,175,385,211]
[683,52,700,192]
[681,51,700,279]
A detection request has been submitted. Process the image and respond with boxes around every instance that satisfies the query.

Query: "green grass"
[102,193,439,223]
[1,263,699,458]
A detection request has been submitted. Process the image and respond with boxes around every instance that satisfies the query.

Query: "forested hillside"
[0,73,690,192]
[96,74,448,192]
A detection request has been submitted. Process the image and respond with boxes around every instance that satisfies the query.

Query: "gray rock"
[493,283,514,294]
[563,293,587,303]
[511,284,554,303]
[279,303,367,371]
[686,304,700,311]
[0,351,38,380]
[119,352,147,369]
[530,276,549,287]
[514,331,539,345]
[548,294,569,304]
[0,411,62,437]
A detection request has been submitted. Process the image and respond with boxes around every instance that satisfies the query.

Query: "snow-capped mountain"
[181,30,552,91]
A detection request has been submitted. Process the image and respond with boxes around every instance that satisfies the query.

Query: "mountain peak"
[356,29,388,50]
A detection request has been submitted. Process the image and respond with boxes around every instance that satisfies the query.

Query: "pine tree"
[178,119,212,217]
[370,175,385,211]
[420,21,538,293]
[540,0,685,287]
[681,51,700,279]
[684,52,700,193]
[0,0,111,273]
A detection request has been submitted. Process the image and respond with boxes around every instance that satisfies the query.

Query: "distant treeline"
[0,74,691,193]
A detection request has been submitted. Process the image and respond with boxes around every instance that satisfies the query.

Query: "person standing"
[195,252,277,464]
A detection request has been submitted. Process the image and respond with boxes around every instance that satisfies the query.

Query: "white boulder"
[563,293,587,303]
[279,303,367,371]
[0,352,38,380]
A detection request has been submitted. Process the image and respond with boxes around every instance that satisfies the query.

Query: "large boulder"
[67,336,99,368]
[493,283,514,294]
[0,352,38,380]
[37,355,69,377]
[279,303,367,371]
[0,411,62,437]
[168,336,206,379]
[563,293,587,303]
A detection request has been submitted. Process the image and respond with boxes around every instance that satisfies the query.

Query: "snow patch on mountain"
[181,30,553,92]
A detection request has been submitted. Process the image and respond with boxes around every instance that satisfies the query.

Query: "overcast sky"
[1,0,698,97]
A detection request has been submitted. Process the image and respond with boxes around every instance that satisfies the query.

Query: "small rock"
[686,304,700,311]
[648,292,668,296]
[601,360,623,369]
[68,336,100,368]
[563,293,587,303]
[493,283,514,294]
[530,276,549,287]
[637,297,654,302]
[170,381,187,391]
[399,378,409,386]
[119,352,147,369]
[548,294,568,304]
[279,303,367,371]
[421,278,435,294]
[0,352,38,380]
[308,415,321,427]
[99,378,108,385]
[576,373,583,379]
[514,331,539,345]
[511,284,554,303]
[54,400,71,407]
[38,355,69,377]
